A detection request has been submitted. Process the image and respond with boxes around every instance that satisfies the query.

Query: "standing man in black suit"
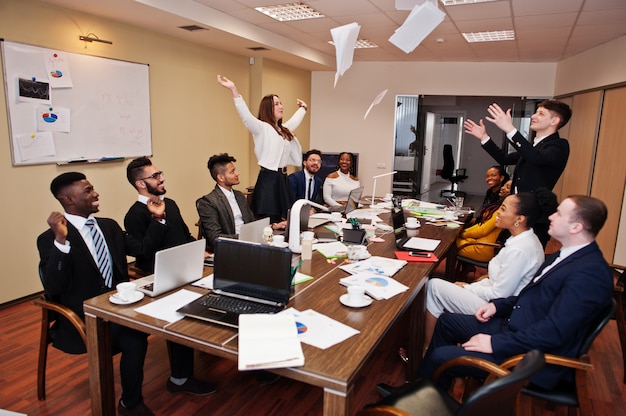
[125,157,217,397]
[464,100,572,245]
[464,100,571,193]
[38,172,167,415]
[288,149,323,204]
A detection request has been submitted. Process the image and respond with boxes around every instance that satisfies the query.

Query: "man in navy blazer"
[464,100,571,193]
[288,149,323,204]
[379,195,612,394]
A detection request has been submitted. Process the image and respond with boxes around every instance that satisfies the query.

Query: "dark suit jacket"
[482,132,569,192]
[490,242,613,389]
[288,170,322,204]
[36,217,166,353]
[196,185,256,246]
[124,198,195,273]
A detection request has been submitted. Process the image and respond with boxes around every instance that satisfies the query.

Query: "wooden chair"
[499,299,616,416]
[32,294,86,400]
[358,350,545,416]
[610,264,626,383]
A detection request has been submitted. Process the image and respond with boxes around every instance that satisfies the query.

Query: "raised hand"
[463,118,488,140]
[217,74,240,97]
[296,99,308,110]
[485,103,515,133]
[47,211,68,244]
[146,195,166,218]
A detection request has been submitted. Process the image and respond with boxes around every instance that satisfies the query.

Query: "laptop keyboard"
[199,293,278,314]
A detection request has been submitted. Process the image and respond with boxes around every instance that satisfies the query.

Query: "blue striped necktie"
[85,218,113,287]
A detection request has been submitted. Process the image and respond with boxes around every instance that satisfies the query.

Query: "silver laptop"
[329,186,364,216]
[134,239,205,297]
[238,217,270,244]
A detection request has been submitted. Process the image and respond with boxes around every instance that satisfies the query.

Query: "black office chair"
[440,144,467,197]
[358,350,545,416]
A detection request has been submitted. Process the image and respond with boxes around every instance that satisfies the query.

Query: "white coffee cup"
[347,285,366,304]
[347,245,361,262]
[406,228,418,237]
[330,212,342,222]
[406,217,418,227]
[116,282,137,302]
[272,235,285,245]
[301,231,315,241]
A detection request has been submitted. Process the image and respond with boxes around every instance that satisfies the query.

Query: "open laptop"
[177,237,293,328]
[238,217,270,244]
[134,239,205,297]
[329,186,364,215]
[392,207,411,250]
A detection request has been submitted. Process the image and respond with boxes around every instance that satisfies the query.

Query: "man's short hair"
[126,156,153,187]
[568,195,608,237]
[50,172,86,199]
[304,149,322,162]
[539,100,572,130]
[207,153,236,181]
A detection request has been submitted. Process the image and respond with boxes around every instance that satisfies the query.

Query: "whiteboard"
[1,40,152,165]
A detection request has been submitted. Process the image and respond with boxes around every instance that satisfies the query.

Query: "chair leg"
[37,309,51,400]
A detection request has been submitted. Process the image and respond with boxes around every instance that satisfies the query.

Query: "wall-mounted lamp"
[79,33,113,45]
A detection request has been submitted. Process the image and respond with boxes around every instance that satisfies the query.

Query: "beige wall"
[0,0,310,303]
[310,61,557,196]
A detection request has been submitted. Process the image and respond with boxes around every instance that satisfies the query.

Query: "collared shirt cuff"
[506,129,518,140]
[54,239,71,253]
[480,136,491,145]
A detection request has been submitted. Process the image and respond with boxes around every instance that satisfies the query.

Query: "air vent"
[247,47,270,51]
[178,25,208,32]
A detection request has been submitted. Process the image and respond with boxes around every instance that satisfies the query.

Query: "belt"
[261,166,287,174]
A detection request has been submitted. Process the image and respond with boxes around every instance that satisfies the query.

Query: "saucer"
[340,294,373,308]
[109,291,144,305]
[270,242,289,248]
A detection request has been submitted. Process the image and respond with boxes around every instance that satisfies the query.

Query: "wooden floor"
[1,296,625,415]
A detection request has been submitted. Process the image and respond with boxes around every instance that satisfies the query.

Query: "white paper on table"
[134,289,203,323]
[238,313,304,370]
[364,89,388,120]
[389,2,445,53]
[192,274,214,289]
[280,308,360,349]
[339,255,408,277]
[313,241,349,258]
[403,237,441,251]
[330,22,360,88]
[339,273,409,300]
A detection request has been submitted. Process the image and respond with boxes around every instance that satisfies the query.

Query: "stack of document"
[238,314,304,371]
[313,241,349,258]
[339,255,407,277]
[339,273,409,300]
[280,308,360,349]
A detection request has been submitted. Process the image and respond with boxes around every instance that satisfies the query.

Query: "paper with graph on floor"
[238,313,304,370]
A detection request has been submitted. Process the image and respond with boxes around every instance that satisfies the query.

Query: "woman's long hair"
[258,94,294,141]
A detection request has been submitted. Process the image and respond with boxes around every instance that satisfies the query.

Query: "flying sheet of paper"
[330,22,360,88]
[389,2,445,54]
[364,89,388,120]
[395,0,437,11]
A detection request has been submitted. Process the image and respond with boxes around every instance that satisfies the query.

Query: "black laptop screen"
[212,238,292,305]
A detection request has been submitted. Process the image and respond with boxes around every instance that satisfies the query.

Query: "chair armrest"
[32,295,86,345]
[356,406,412,416]
[456,241,502,252]
[432,355,511,384]
[500,353,593,373]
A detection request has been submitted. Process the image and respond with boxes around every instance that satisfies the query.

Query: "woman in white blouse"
[323,152,360,207]
[217,75,307,222]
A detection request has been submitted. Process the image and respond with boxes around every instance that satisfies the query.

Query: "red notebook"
[394,251,439,263]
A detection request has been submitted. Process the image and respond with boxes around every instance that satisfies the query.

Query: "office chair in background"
[439,144,467,198]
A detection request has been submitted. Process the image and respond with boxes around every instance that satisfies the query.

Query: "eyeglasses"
[140,171,164,180]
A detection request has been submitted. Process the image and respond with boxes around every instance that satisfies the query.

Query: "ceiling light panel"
[255,2,325,22]
[463,30,515,42]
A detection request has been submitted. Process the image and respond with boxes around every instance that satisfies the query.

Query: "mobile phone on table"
[409,251,430,258]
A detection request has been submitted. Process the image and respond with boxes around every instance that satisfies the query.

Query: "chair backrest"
[457,350,545,416]
[577,298,616,356]
[440,144,454,180]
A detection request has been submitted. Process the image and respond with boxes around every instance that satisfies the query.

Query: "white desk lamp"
[371,171,397,205]
[288,199,329,253]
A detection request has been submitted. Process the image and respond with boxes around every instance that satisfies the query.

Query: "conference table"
[83,212,462,416]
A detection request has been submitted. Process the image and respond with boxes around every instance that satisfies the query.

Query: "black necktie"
[533,251,561,280]
[307,178,313,200]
